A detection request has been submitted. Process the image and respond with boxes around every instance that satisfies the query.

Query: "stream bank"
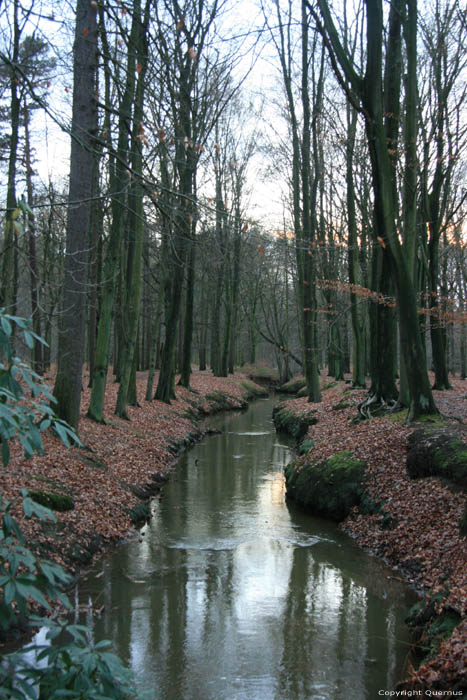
[72,395,416,699]
[1,369,267,586]
[272,377,467,693]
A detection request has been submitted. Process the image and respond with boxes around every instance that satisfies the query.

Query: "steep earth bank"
[273,376,467,694]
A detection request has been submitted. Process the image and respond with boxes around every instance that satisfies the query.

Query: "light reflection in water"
[74,398,416,700]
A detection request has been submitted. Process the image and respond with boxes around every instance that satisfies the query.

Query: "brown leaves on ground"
[2,369,253,572]
[3,367,466,688]
[286,376,467,691]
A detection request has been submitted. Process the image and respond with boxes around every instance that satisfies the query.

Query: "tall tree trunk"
[24,102,43,372]
[346,106,365,387]
[1,0,21,313]
[179,221,196,388]
[115,0,148,418]
[198,269,208,371]
[300,7,322,402]
[316,0,437,419]
[228,209,242,374]
[145,285,164,401]
[211,144,226,377]
[53,0,97,429]
[87,103,102,387]
[87,4,139,421]
[363,0,436,418]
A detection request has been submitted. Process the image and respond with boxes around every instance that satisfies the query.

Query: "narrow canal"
[76,397,416,700]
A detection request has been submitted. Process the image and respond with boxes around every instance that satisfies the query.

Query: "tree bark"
[115,0,148,418]
[53,0,97,429]
[87,4,140,421]
[1,0,21,313]
[315,0,437,419]
[24,101,43,372]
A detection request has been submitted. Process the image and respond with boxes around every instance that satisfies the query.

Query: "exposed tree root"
[357,393,397,420]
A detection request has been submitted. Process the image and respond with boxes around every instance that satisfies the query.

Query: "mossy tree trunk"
[145,279,164,401]
[87,4,139,422]
[179,219,197,388]
[273,0,322,403]
[211,136,227,377]
[227,208,242,374]
[316,0,437,420]
[115,0,149,418]
[155,35,197,401]
[198,257,208,371]
[299,2,322,402]
[346,104,366,388]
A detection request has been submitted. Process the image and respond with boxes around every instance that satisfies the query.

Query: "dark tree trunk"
[24,102,43,372]
[1,0,21,313]
[87,4,139,421]
[115,1,148,418]
[179,228,196,387]
[53,0,97,429]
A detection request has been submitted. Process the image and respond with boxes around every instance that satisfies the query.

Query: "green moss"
[322,381,338,391]
[285,450,367,521]
[413,414,449,426]
[387,408,409,422]
[407,429,467,489]
[420,609,461,660]
[297,438,314,455]
[29,490,74,512]
[129,502,151,525]
[277,377,306,394]
[406,591,462,663]
[332,399,351,411]
[239,364,280,381]
[202,391,246,414]
[240,380,268,399]
[272,404,318,440]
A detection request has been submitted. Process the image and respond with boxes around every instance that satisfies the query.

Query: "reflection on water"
[76,398,416,700]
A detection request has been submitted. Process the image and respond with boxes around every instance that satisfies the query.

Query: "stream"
[75,396,417,699]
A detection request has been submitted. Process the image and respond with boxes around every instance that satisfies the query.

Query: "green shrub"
[0,310,81,467]
[0,493,138,699]
[0,311,138,699]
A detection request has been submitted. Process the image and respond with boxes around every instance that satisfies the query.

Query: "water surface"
[76,397,416,699]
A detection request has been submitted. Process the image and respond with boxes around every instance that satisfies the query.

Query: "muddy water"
[76,397,416,700]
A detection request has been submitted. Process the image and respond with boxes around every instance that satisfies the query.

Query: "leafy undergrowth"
[283,375,467,691]
[0,369,260,577]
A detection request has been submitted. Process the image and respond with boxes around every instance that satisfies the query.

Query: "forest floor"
[2,366,466,693]
[2,368,268,577]
[281,375,467,694]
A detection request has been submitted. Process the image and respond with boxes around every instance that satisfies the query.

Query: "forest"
[0,0,466,697]
[0,0,465,428]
